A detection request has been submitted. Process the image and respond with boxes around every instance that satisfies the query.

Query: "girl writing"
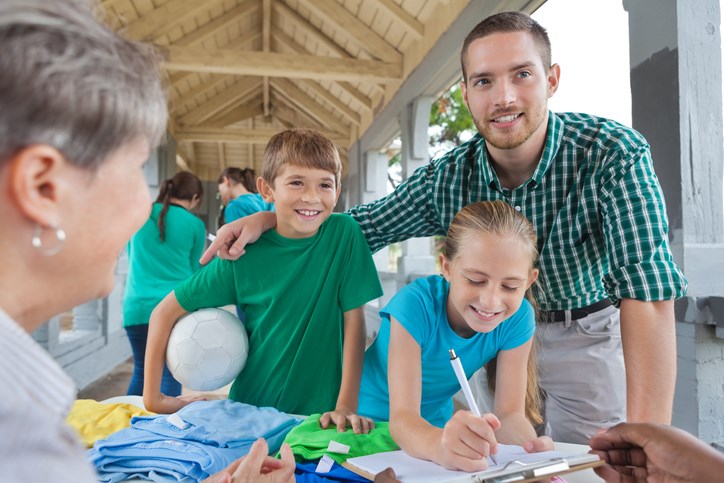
[358,200,551,471]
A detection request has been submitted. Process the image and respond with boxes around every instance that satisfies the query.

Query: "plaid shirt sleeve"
[599,144,688,303]
[347,161,448,253]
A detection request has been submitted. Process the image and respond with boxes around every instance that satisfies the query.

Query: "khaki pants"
[465,305,626,444]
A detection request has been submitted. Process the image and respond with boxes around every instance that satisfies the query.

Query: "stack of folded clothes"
[88,399,302,482]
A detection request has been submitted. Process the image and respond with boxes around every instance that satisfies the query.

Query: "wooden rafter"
[262,0,271,117]
[168,30,262,90]
[272,103,326,132]
[178,78,260,127]
[270,78,349,134]
[175,127,348,145]
[171,0,259,48]
[296,79,361,126]
[271,27,374,112]
[295,0,401,63]
[162,46,402,83]
[202,98,265,128]
[272,0,383,100]
[367,0,424,40]
[121,0,223,41]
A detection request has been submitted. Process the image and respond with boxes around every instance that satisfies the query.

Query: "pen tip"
[449,349,457,359]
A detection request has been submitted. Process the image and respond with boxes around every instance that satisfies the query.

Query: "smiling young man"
[205,12,687,444]
[349,11,687,443]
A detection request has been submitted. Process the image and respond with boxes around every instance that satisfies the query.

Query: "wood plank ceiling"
[102,0,474,180]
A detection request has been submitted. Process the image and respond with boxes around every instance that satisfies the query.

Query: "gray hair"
[0,0,168,170]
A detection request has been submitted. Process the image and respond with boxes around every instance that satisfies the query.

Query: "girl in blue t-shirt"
[358,200,552,472]
[217,167,274,225]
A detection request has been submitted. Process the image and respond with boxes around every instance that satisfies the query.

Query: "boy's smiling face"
[258,164,340,238]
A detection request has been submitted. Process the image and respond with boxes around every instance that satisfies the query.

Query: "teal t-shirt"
[123,203,206,327]
[358,275,535,427]
[224,193,274,223]
[175,213,383,415]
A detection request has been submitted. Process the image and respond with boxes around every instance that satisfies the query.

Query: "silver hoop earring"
[31,223,66,256]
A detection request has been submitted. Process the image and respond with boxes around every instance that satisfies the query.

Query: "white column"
[397,96,436,283]
[363,149,391,271]
[625,0,724,443]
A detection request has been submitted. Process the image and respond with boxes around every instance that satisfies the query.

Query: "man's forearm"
[619,299,676,423]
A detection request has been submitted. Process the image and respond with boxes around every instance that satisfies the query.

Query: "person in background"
[589,422,724,482]
[123,171,205,397]
[218,167,274,225]
[0,0,294,481]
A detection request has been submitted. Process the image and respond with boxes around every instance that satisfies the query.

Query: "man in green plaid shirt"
[205,12,687,445]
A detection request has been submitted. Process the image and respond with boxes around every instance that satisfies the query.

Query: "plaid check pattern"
[348,112,687,310]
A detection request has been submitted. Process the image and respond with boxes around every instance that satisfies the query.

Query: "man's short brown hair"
[460,11,552,83]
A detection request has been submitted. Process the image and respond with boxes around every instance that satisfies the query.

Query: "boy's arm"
[319,306,374,434]
[143,291,201,413]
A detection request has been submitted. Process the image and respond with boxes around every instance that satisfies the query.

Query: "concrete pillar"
[625,0,724,443]
[397,96,436,282]
[363,150,391,271]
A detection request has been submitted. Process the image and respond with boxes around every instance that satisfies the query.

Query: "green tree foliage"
[429,83,475,146]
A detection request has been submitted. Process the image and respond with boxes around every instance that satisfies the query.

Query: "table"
[99,397,603,482]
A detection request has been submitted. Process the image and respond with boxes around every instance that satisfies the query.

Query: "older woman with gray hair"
[0,1,294,482]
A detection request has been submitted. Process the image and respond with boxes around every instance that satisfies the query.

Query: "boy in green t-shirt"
[143,129,383,433]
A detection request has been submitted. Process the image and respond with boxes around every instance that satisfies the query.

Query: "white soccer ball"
[166,308,249,391]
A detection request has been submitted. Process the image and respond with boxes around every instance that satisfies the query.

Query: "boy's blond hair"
[262,128,341,187]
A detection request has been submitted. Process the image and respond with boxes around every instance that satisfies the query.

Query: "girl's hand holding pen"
[435,410,501,472]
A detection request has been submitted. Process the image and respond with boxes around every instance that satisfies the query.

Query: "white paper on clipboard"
[344,444,601,483]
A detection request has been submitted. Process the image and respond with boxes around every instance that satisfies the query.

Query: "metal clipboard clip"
[474,457,570,483]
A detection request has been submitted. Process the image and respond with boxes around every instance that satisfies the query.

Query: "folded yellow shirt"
[67,399,155,447]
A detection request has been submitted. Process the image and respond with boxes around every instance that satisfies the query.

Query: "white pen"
[449,349,498,465]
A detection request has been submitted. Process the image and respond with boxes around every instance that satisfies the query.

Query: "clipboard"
[343,446,604,482]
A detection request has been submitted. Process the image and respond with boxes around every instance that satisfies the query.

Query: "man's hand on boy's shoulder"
[201,212,277,264]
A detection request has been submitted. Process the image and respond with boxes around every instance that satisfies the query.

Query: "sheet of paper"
[346,444,573,483]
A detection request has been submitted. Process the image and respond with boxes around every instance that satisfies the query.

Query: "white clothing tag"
[315,454,335,473]
[166,413,189,430]
[327,440,350,454]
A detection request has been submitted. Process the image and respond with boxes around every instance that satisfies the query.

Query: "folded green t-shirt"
[282,414,399,463]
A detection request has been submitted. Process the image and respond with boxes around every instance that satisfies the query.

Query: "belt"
[541,299,612,323]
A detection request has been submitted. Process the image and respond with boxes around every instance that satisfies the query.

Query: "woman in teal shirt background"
[122,171,206,396]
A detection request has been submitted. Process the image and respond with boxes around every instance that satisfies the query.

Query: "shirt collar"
[478,110,564,191]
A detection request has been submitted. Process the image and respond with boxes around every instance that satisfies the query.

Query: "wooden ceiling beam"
[272,103,325,132]
[262,0,271,117]
[367,0,424,40]
[295,0,401,63]
[162,46,402,83]
[272,1,383,99]
[176,127,348,145]
[121,0,223,41]
[168,30,262,88]
[202,98,265,128]
[172,0,259,48]
[169,75,229,115]
[271,28,373,112]
[296,79,361,126]
[270,78,349,134]
[178,78,260,127]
